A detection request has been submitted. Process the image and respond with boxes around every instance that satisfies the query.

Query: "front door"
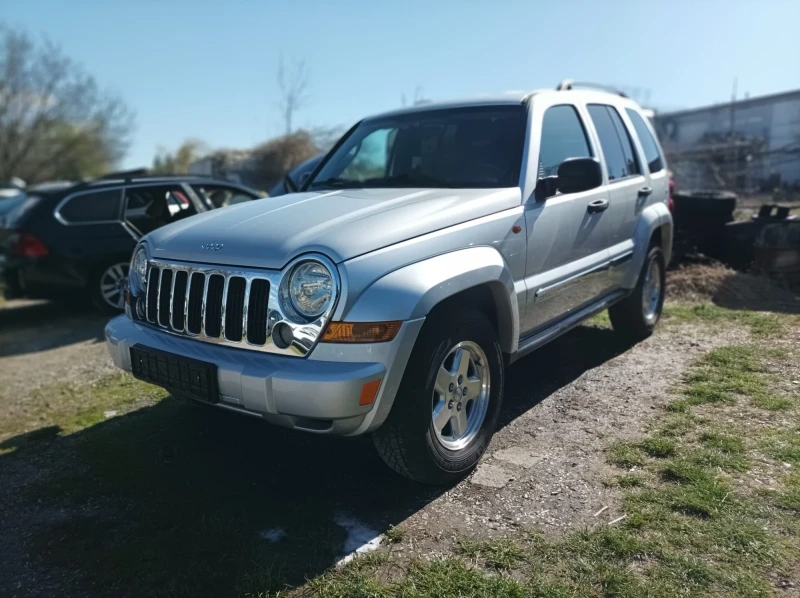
[522,103,613,335]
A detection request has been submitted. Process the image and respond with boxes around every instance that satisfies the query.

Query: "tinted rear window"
[58,189,122,223]
[626,108,665,173]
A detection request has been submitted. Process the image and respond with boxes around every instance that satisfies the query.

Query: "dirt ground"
[0,289,791,596]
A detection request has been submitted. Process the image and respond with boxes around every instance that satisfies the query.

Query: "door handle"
[638,186,653,197]
[587,199,609,214]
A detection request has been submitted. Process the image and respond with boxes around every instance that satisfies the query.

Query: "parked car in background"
[0,175,263,311]
[268,154,324,197]
[107,81,672,484]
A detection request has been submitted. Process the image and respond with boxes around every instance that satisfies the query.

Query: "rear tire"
[609,245,665,341]
[373,307,504,485]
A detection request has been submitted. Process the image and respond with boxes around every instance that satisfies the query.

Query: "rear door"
[522,102,613,334]
[123,184,201,236]
[189,183,261,208]
[50,187,134,270]
[585,104,650,285]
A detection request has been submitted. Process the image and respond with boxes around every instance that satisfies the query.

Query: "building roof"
[658,88,800,119]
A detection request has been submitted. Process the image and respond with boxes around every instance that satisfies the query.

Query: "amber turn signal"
[359,379,381,406]
[321,321,402,343]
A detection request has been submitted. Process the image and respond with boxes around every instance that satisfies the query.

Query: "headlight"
[130,246,148,294]
[289,260,333,319]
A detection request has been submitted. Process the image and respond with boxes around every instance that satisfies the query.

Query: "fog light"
[272,322,294,349]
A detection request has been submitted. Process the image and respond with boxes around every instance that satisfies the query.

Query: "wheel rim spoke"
[433,398,451,431]
[430,340,491,451]
[435,366,452,396]
[451,408,468,438]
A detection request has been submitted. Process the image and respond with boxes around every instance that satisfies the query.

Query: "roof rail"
[556,80,628,98]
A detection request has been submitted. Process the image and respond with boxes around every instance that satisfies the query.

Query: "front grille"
[141,263,271,347]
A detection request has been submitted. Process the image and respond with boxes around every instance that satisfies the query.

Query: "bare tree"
[151,138,208,174]
[401,86,431,107]
[276,55,309,137]
[0,25,135,183]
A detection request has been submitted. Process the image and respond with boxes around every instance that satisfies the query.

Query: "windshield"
[309,105,526,190]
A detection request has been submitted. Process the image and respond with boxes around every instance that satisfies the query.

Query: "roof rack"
[556,80,628,98]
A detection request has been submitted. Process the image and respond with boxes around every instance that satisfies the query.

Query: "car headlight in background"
[130,246,148,294]
[289,260,333,319]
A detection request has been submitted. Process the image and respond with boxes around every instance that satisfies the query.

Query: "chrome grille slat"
[199,274,211,337]
[132,257,337,357]
[168,270,177,329]
[155,268,165,326]
[219,275,231,340]
[241,278,251,344]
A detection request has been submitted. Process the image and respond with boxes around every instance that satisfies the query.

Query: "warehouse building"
[653,89,800,191]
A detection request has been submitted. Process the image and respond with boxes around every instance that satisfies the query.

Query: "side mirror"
[298,172,311,188]
[557,157,602,194]
[283,174,298,193]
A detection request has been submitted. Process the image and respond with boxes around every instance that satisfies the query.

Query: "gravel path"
[0,300,115,408]
[0,298,750,595]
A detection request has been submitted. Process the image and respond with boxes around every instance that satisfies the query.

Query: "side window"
[538,105,592,178]
[124,185,199,235]
[58,189,121,223]
[626,108,665,173]
[587,105,640,181]
[607,107,640,176]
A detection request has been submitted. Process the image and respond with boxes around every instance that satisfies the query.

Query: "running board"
[510,290,627,363]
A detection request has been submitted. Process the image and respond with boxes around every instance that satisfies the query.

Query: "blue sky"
[4,0,799,169]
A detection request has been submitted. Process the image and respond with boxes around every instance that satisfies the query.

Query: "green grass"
[0,374,168,450]
[303,333,800,598]
[662,304,786,336]
[607,442,645,468]
[383,525,404,545]
[641,436,677,458]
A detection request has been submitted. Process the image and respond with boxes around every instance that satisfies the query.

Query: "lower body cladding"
[104,315,424,436]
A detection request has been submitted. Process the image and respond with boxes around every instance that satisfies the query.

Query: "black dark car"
[0,175,264,312]
[267,154,324,197]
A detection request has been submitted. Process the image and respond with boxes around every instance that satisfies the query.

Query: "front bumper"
[105,315,424,436]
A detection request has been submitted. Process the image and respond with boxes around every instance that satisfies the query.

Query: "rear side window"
[57,189,122,223]
[587,105,641,181]
[538,105,592,178]
[626,108,664,173]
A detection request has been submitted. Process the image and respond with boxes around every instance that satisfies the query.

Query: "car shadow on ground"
[0,300,108,357]
[0,324,631,596]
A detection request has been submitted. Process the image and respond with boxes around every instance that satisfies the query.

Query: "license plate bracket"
[130,344,219,403]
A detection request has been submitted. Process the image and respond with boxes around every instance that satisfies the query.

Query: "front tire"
[609,245,666,341]
[373,307,504,485]
[91,262,129,314]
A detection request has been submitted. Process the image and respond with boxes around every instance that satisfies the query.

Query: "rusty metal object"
[754,221,800,273]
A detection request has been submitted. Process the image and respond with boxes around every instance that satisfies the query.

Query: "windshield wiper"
[371,173,452,188]
[309,177,359,190]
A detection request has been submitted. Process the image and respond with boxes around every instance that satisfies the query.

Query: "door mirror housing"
[557,157,602,194]
[283,174,298,193]
[298,171,311,188]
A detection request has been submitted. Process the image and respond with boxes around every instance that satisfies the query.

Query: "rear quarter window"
[57,189,122,223]
[626,108,665,173]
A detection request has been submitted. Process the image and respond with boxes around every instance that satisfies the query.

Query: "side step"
[510,290,626,363]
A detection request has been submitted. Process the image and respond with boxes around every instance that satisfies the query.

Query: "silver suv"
[106,81,672,485]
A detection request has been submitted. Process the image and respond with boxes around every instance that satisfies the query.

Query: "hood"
[147,187,521,269]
